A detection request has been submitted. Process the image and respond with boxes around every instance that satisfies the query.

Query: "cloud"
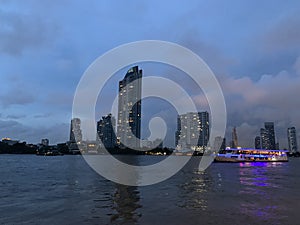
[33,113,52,119]
[0,120,20,129]
[44,92,73,108]
[6,114,26,119]
[218,57,300,148]
[260,16,300,54]
[0,119,69,144]
[0,9,56,55]
[239,13,300,78]
[0,88,35,107]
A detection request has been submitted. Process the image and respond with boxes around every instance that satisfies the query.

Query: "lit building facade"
[175,111,209,150]
[260,122,276,150]
[287,127,298,154]
[117,66,142,149]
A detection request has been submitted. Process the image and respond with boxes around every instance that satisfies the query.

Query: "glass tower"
[117,66,142,149]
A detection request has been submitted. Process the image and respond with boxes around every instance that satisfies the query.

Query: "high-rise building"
[260,128,268,149]
[287,127,298,154]
[260,122,276,150]
[41,139,49,146]
[97,114,117,149]
[117,66,142,149]
[70,118,82,143]
[255,136,261,149]
[199,111,210,147]
[264,122,276,150]
[175,112,209,149]
[231,127,238,148]
[175,116,181,147]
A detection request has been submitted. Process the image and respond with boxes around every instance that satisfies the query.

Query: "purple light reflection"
[238,161,283,220]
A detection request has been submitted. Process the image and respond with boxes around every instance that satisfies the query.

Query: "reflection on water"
[109,156,142,225]
[239,162,283,190]
[0,155,298,225]
[110,184,141,225]
[238,162,285,222]
[177,162,213,211]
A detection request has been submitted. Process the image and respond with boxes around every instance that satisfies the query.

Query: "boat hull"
[214,156,288,163]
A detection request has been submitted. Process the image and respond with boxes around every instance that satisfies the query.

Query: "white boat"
[215,148,288,162]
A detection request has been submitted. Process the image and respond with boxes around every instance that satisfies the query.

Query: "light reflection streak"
[238,161,283,220]
[177,168,212,211]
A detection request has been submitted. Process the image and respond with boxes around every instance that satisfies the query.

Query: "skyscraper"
[255,136,261,149]
[264,122,276,150]
[198,111,210,147]
[260,128,268,149]
[175,116,181,147]
[260,122,276,150]
[287,127,298,154]
[117,66,142,149]
[231,127,238,148]
[97,114,116,149]
[175,111,209,149]
[70,118,82,143]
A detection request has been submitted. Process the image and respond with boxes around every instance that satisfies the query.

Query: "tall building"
[199,111,210,147]
[265,122,276,149]
[231,127,238,148]
[260,122,276,150]
[117,66,142,149]
[175,112,209,149]
[70,118,82,143]
[287,127,298,154]
[97,114,116,148]
[175,116,181,147]
[260,128,268,149]
[254,136,261,149]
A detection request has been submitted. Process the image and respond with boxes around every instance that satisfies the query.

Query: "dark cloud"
[0,120,20,129]
[6,114,26,119]
[0,9,56,55]
[234,13,300,78]
[0,89,35,107]
[178,31,235,76]
[0,119,69,144]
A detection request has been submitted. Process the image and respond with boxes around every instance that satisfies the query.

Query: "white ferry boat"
[215,148,288,162]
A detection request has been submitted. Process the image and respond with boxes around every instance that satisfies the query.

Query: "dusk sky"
[1,0,300,148]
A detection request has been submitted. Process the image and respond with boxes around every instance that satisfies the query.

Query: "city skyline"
[0,1,300,148]
[45,114,299,152]
[1,60,299,149]
[1,2,300,224]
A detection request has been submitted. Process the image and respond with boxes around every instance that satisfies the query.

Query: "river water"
[0,155,299,225]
